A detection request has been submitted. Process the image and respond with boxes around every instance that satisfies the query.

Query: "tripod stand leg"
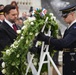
[47,52,61,75]
[25,52,37,75]
[37,52,46,75]
[48,57,51,75]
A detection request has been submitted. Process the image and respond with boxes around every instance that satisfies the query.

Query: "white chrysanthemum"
[10,49,14,53]
[51,16,56,21]
[49,13,54,16]
[33,62,37,66]
[13,41,18,45]
[20,36,24,40]
[16,30,21,34]
[17,54,20,58]
[10,44,14,47]
[35,33,38,36]
[28,17,36,22]
[12,62,15,66]
[1,62,5,68]
[18,40,21,43]
[37,41,41,45]
[24,62,28,65]
[11,44,17,48]
[29,32,33,35]
[30,22,34,25]
[21,25,27,30]
[26,39,29,44]
[2,69,6,74]
[11,41,18,48]
[6,50,11,56]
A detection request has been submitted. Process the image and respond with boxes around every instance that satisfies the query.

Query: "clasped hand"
[36,32,50,44]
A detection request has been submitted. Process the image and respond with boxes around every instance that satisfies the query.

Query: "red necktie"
[13,24,18,32]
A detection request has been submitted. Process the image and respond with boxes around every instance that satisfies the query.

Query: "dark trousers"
[53,51,59,65]
[63,52,76,75]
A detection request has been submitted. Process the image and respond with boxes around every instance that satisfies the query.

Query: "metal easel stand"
[25,17,49,75]
[37,26,61,75]
[25,52,37,75]
[25,17,61,75]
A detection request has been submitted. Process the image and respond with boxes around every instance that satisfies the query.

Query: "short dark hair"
[0,4,4,7]
[3,4,16,14]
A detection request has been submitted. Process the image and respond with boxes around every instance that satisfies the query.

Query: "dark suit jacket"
[0,21,2,25]
[0,21,18,75]
[0,21,17,51]
[50,22,76,50]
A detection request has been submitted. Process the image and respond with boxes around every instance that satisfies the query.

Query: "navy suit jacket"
[50,22,76,50]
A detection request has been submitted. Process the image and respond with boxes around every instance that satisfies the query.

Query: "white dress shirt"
[4,19,14,29]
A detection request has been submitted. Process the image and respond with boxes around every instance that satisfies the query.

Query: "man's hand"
[36,32,50,44]
[29,46,41,54]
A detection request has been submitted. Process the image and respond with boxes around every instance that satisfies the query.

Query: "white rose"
[6,50,11,55]
[1,62,5,68]
[29,32,33,35]
[37,41,41,45]
[51,16,56,21]
[13,41,18,45]
[21,26,27,30]
[30,22,34,25]
[16,30,21,34]
[1,69,6,74]
[49,13,54,16]
[24,62,27,65]
[34,62,37,66]
[17,54,20,58]
[20,36,24,40]
[10,44,16,48]
[12,62,15,66]
[35,33,38,36]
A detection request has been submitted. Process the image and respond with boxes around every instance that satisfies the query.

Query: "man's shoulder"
[71,23,76,29]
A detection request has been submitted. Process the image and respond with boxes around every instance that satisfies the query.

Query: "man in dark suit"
[36,4,76,75]
[0,5,18,75]
[0,9,5,24]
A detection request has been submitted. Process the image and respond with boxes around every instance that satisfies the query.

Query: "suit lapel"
[63,23,76,37]
[2,21,17,40]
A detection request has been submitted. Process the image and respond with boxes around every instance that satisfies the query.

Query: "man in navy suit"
[36,4,76,75]
[0,5,18,75]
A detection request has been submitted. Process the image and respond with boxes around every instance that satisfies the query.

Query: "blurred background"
[41,0,76,35]
[0,0,76,34]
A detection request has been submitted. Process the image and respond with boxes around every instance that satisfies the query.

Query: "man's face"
[62,12,74,24]
[0,6,4,10]
[0,14,5,21]
[5,9,18,23]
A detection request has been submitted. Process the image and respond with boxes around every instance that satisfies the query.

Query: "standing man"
[36,4,76,75]
[0,4,4,10]
[0,9,5,24]
[20,12,28,21]
[0,5,18,75]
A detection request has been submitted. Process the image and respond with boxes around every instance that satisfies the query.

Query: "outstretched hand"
[36,32,50,44]
[29,46,41,54]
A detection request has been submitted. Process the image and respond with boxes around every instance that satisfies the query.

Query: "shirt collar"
[0,20,3,22]
[68,19,76,29]
[4,19,14,28]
